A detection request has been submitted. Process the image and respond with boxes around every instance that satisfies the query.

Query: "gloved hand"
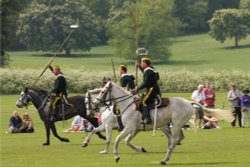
[130,87,139,95]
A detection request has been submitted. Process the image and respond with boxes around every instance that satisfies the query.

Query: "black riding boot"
[141,106,151,124]
[117,115,124,131]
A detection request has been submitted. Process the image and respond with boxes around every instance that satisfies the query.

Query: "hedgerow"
[0,69,249,94]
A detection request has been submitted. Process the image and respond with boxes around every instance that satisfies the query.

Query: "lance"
[111,58,117,82]
[32,24,79,86]
[135,0,140,87]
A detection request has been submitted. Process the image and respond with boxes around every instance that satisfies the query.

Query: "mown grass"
[1,93,250,167]
[5,33,250,71]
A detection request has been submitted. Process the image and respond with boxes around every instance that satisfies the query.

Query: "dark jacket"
[52,74,67,96]
[139,66,160,92]
[9,116,22,128]
[120,74,135,90]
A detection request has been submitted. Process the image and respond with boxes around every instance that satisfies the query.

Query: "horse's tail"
[188,118,198,132]
[188,105,198,132]
[190,101,234,123]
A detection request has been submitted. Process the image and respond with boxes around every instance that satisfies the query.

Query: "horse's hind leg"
[43,122,51,146]
[160,126,182,165]
[50,121,70,143]
[162,125,172,147]
[125,131,146,153]
[178,130,185,145]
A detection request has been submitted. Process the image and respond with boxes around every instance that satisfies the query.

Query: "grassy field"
[6,33,250,71]
[1,93,250,167]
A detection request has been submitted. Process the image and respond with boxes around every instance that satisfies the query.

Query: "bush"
[0,69,250,94]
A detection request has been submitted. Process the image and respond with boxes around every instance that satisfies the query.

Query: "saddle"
[134,97,170,111]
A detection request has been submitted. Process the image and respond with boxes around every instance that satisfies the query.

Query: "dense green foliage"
[208,9,250,47]
[1,68,250,94]
[173,0,240,33]
[16,0,100,55]
[108,0,180,60]
[0,0,25,67]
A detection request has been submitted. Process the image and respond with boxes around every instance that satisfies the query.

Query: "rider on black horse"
[48,65,67,120]
[137,57,161,124]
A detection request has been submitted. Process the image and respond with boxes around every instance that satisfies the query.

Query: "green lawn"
[6,33,250,71]
[1,93,250,167]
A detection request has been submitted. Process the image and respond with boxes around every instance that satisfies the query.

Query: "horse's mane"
[89,88,102,94]
[111,82,131,95]
[27,87,49,95]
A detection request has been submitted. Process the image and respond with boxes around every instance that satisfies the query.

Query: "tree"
[173,0,209,33]
[107,0,181,60]
[1,0,25,67]
[16,0,100,55]
[208,9,249,47]
[207,0,240,19]
[240,0,250,10]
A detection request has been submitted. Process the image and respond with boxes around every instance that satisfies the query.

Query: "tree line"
[1,0,250,67]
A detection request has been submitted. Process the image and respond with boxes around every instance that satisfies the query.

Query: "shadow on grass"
[222,44,250,50]
[31,53,112,58]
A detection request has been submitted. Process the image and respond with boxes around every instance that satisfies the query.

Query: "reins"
[95,83,137,115]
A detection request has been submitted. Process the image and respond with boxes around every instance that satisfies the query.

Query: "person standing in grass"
[227,84,241,127]
[203,81,216,108]
[191,84,206,128]
[240,88,250,128]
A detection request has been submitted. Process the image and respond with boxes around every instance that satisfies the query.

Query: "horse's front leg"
[114,127,130,163]
[82,123,105,148]
[50,121,70,143]
[87,117,106,140]
[99,124,113,154]
[125,131,146,153]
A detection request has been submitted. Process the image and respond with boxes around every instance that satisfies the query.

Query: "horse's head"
[93,81,113,108]
[16,87,32,108]
[85,89,102,116]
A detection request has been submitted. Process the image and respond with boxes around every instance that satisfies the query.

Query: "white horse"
[92,81,233,165]
[82,88,119,154]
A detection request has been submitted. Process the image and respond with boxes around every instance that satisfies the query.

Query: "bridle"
[18,90,49,111]
[18,92,33,109]
[95,82,136,115]
[85,91,100,116]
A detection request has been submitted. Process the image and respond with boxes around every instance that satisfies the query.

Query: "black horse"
[16,87,106,145]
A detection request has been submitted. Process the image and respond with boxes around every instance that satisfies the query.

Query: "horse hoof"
[43,143,50,146]
[82,143,88,147]
[99,150,108,154]
[141,147,147,152]
[115,157,120,163]
[63,138,70,142]
[178,142,181,145]
[160,161,166,165]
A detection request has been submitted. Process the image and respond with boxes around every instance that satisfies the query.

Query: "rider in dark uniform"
[137,57,160,124]
[119,64,135,90]
[113,64,135,131]
[48,65,67,119]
